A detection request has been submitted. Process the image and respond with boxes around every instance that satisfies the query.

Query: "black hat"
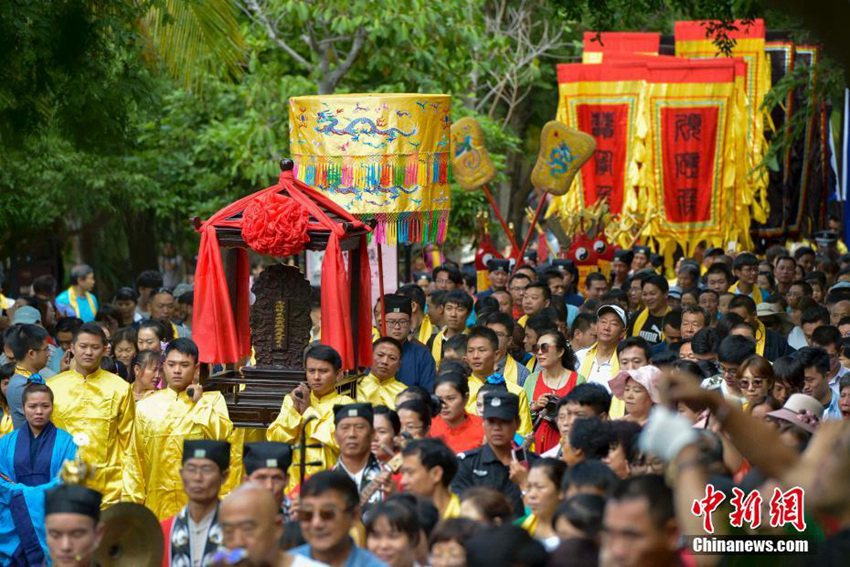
[814,230,839,247]
[632,245,651,257]
[613,250,634,264]
[383,294,412,317]
[333,402,374,425]
[45,485,102,521]
[704,247,723,258]
[482,391,519,421]
[552,258,575,269]
[183,440,231,471]
[650,254,664,268]
[243,442,292,474]
[486,259,511,273]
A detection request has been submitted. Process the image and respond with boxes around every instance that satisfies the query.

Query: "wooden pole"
[377,242,387,336]
[482,184,520,255]
[516,194,548,268]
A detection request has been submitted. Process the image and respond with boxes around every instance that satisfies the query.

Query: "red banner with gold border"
[659,105,719,224]
[554,62,646,221]
[675,20,770,224]
[642,60,739,256]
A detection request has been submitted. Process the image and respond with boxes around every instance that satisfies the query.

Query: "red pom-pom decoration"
[241,193,311,257]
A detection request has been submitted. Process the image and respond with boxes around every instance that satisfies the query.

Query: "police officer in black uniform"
[477,258,511,301]
[450,390,538,518]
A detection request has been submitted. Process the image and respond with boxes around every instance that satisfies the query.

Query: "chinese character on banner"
[675,188,698,218]
[674,152,700,179]
[675,113,702,141]
[590,112,615,138]
[691,484,726,534]
[594,150,614,175]
[575,103,629,214]
[769,487,806,532]
[729,487,763,529]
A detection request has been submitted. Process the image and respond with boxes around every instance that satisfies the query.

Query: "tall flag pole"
[843,88,850,245]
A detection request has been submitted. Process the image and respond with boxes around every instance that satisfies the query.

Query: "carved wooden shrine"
[196,159,370,426]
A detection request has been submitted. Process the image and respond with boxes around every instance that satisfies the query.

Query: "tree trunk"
[125,209,159,276]
[318,77,334,95]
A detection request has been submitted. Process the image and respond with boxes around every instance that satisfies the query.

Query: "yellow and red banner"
[554,62,646,218]
[675,20,770,224]
[642,60,740,256]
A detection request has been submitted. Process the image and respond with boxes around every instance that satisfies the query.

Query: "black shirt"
[450,443,538,519]
[764,328,795,362]
[629,312,665,345]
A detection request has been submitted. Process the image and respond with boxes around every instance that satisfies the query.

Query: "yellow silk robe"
[267,389,354,491]
[442,493,461,519]
[464,375,533,437]
[135,389,234,520]
[356,374,407,409]
[222,426,268,495]
[430,328,446,364]
[49,368,144,506]
[416,314,434,344]
[0,411,12,437]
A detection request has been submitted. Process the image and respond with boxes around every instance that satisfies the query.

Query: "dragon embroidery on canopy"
[315,111,417,142]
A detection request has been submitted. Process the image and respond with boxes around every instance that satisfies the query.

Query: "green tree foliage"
[1,0,847,290]
[0,1,153,245]
[142,0,246,89]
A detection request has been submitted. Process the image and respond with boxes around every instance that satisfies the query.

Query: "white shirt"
[291,554,329,567]
[336,459,366,488]
[787,326,807,350]
[542,444,562,458]
[188,508,216,567]
[575,346,615,391]
[700,376,745,406]
[829,365,849,394]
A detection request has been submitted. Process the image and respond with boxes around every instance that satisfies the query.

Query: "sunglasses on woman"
[532,343,553,354]
[738,378,765,390]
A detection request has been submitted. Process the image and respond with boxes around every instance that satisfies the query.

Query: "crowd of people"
[4,229,850,566]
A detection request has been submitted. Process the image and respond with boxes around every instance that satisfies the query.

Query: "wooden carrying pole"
[377,242,386,336]
[482,184,520,254]
[516,195,548,267]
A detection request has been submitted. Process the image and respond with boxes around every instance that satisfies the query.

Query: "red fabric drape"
[193,227,243,363]
[316,232,374,370]
[320,233,352,366]
[192,170,372,368]
[355,234,373,367]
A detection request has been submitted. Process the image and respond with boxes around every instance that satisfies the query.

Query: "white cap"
[597,304,627,328]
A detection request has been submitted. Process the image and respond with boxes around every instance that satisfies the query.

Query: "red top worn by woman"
[430,413,485,453]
